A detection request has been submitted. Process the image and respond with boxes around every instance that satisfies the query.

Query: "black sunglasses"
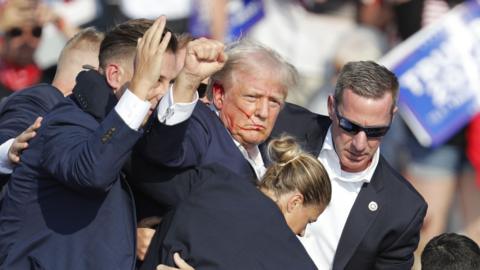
[6,26,43,38]
[334,105,390,138]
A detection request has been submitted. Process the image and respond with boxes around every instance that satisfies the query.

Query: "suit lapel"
[332,160,386,270]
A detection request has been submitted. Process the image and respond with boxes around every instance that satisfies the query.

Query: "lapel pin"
[368,201,378,212]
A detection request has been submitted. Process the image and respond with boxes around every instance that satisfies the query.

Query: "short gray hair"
[334,61,399,111]
[207,39,298,100]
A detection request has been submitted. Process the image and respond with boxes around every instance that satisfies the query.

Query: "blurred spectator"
[119,0,192,33]
[34,0,99,79]
[306,25,388,115]
[248,0,358,106]
[0,27,103,208]
[466,113,480,244]
[379,1,480,268]
[44,0,99,27]
[0,0,45,98]
[421,233,480,270]
[190,0,264,42]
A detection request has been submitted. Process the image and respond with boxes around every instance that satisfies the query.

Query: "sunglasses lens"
[339,118,358,134]
[336,105,390,138]
[32,26,42,38]
[365,127,390,138]
[7,28,22,38]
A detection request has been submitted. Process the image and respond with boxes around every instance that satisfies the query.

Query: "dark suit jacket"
[0,71,140,270]
[0,84,64,144]
[0,84,65,189]
[269,103,428,270]
[137,165,317,270]
[131,102,256,218]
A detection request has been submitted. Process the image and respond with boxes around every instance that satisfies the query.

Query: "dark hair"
[259,135,331,207]
[99,19,178,69]
[334,61,399,111]
[421,233,480,270]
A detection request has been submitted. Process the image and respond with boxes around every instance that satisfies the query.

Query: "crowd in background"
[0,0,479,269]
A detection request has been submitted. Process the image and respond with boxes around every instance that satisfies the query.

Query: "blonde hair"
[206,39,298,101]
[259,135,331,207]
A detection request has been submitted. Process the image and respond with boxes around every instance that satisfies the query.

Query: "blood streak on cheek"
[235,104,260,127]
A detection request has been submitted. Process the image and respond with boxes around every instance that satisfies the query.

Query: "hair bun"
[268,134,302,165]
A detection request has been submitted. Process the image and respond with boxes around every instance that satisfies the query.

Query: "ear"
[327,95,335,120]
[392,105,398,115]
[212,83,225,110]
[104,63,123,92]
[286,193,304,213]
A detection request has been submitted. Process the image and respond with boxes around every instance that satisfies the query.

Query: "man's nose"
[254,98,269,119]
[351,131,368,152]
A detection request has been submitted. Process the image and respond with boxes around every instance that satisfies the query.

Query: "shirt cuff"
[157,84,198,125]
[0,138,15,174]
[114,89,151,130]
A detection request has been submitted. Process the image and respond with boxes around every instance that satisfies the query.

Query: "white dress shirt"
[234,140,266,179]
[0,139,14,174]
[157,85,199,125]
[299,126,380,269]
[0,89,151,176]
[157,87,266,179]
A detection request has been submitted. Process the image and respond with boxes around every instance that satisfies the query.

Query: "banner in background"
[380,0,480,147]
[190,0,264,42]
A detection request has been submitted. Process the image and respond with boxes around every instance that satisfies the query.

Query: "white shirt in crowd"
[299,127,380,269]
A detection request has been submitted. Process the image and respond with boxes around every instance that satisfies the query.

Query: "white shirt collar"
[319,126,379,184]
[211,104,266,179]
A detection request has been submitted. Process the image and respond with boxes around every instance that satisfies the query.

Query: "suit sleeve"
[136,107,210,169]
[42,109,142,193]
[0,95,48,144]
[135,167,207,208]
[374,202,427,269]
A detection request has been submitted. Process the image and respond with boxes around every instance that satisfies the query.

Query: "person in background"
[0,27,104,200]
[0,28,103,198]
[421,232,480,270]
[0,0,45,98]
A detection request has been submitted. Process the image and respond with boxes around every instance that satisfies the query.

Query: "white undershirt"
[234,140,266,179]
[299,126,380,269]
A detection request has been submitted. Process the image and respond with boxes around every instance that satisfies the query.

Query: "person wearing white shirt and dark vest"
[269,61,428,270]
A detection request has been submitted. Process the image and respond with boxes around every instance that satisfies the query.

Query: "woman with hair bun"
[259,135,331,236]
[139,135,331,270]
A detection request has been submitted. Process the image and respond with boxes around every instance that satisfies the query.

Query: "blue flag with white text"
[381,0,480,147]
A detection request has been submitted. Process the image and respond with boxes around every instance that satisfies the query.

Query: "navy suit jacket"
[0,84,64,189]
[0,71,140,270]
[0,84,64,144]
[131,102,256,218]
[134,102,255,179]
[269,103,427,270]
[137,165,317,270]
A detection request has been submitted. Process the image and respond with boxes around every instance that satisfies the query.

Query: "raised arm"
[137,38,227,168]
[42,17,177,192]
